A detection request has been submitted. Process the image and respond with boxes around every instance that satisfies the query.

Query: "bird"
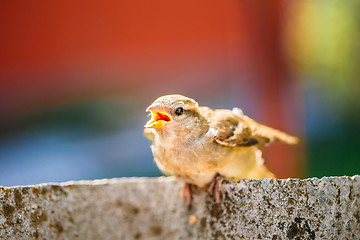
[144,94,298,205]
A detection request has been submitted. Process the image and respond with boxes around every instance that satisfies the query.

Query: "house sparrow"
[144,94,298,204]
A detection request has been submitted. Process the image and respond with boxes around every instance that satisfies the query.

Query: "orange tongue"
[144,111,172,129]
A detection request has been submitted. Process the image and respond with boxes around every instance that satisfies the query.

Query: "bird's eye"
[175,107,183,116]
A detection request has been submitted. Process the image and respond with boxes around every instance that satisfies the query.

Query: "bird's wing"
[240,113,299,146]
[199,106,298,148]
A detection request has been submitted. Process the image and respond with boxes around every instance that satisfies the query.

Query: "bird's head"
[145,94,207,136]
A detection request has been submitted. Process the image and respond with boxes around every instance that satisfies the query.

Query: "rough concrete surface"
[0,176,359,239]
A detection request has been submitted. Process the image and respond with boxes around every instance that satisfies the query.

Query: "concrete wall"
[0,176,359,239]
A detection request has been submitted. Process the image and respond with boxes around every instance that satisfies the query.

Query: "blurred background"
[0,0,359,187]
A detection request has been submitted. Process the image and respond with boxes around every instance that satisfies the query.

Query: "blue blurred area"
[0,98,160,186]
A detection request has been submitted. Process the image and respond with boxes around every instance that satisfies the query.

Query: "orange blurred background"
[1,1,358,186]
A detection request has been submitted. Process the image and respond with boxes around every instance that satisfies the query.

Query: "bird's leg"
[208,175,224,204]
[215,176,222,204]
[208,178,216,196]
[180,183,193,206]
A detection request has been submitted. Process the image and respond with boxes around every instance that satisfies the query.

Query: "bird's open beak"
[145,105,173,129]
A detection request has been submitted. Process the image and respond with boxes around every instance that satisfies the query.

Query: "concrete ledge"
[0,176,359,239]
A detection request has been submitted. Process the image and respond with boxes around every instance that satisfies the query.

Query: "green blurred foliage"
[289,0,360,177]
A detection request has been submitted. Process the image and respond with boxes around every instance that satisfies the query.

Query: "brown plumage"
[200,106,298,148]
